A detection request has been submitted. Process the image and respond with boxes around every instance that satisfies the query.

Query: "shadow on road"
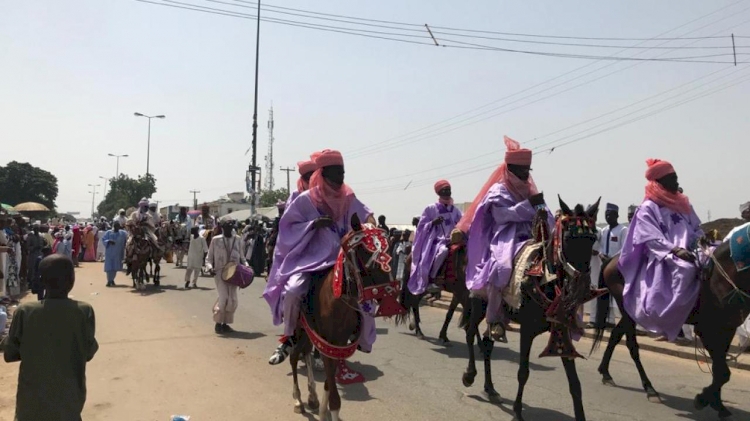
[465,394,576,421]
[219,331,266,341]
[426,334,555,372]
[656,392,750,421]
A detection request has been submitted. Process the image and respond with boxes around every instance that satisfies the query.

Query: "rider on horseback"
[264,149,378,365]
[125,198,160,274]
[457,136,553,340]
[408,180,463,296]
[618,159,703,342]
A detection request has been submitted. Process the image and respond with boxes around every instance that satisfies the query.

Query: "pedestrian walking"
[103,222,127,287]
[206,219,246,334]
[185,226,207,289]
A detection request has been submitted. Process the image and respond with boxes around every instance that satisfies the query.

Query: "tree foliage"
[0,161,59,211]
[97,174,157,219]
[259,188,289,208]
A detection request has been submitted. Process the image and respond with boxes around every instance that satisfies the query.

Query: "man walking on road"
[103,222,128,287]
[206,219,247,334]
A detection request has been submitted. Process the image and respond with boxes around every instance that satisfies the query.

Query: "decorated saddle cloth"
[503,241,555,310]
[729,224,750,272]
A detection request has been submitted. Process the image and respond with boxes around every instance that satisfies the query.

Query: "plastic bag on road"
[171,416,190,421]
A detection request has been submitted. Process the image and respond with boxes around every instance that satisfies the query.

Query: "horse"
[462,197,601,421]
[396,242,469,344]
[591,229,750,420]
[147,224,168,286]
[288,214,395,421]
[173,222,190,267]
[128,225,153,291]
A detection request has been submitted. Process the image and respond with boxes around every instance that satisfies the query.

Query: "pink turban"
[504,136,532,166]
[645,159,675,181]
[434,180,450,194]
[297,159,317,176]
[314,149,344,168]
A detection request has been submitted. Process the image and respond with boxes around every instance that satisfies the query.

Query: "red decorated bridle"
[340,223,392,300]
[550,214,598,280]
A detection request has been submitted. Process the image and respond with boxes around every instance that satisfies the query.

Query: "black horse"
[592,229,750,420]
[462,197,601,421]
[396,243,470,344]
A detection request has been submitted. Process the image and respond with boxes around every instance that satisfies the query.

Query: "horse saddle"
[503,241,554,310]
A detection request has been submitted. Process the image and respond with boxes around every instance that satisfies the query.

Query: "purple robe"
[408,202,462,295]
[285,190,301,209]
[263,190,372,325]
[465,183,553,292]
[619,200,703,341]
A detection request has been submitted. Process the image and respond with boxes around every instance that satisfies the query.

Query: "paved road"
[6,262,748,421]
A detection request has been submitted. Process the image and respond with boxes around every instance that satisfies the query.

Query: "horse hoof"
[439,337,452,347]
[294,405,305,414]
[483,387,501,402]
[602,378,616,387]
[462,371,476,387]
[714,404,733,419]
[416,331,425,340]
[511,413,525,421]
[646,387,662,403]
[308,399,320,411]
[694,394,709,410]
[408,322,415,331]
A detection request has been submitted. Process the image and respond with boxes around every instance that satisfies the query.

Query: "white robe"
[187,236,208,269]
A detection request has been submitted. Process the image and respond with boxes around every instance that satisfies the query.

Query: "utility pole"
[249,0,262,215]
[280,166,295,193]
[190,190,200,210]
[264,106,275,191]
[87,184,100,218]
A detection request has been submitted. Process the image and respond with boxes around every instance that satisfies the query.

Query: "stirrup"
[268,341,293,365]
[490,323,507,343]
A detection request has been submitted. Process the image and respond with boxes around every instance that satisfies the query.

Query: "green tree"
[97,174,157,219]
[258,188,289,207]
[0,161,59,211]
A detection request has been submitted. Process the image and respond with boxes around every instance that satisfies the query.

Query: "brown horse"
[396,243,469,344]
[148,224,168,286]
[592,234,750,420]
[462,198,601,421]
[288,214,393,421]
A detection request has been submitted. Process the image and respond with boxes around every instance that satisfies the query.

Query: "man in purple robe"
[408,180,463,296]
[286,155,318,208]
[457,136,553,339]
[619,159,703,342]
[264,149,378,365]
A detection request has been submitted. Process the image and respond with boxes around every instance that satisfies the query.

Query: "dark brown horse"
[288,214,392,421]
[462,197,601,421]
[592,232,750,420]
[396,243,469,344]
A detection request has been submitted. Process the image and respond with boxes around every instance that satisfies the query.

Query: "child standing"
[4,254,98,421]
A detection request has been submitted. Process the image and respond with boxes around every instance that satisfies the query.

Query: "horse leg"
[320,356,337,421]
[623,316,659,402]
[480,333,499,400]
[290,344,305,414]
[438,292,461,345]
[694,327,734,419]
[513,322,540,421]
[305,353,319,411]
[561,356,586,421]
[462,296,484,388]
[597,317,627,386]
[413,299,425,340]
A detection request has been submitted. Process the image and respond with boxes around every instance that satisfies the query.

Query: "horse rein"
[340,224,392,310]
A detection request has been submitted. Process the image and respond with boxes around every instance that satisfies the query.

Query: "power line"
[346,5,750,159]
[232,0,742,42]
[136,0,747,63]
[358,68,750,195]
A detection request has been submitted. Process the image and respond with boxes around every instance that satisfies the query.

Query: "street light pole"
[107,153,129,179]
[99,176,110,198]
[250,0,262,216]
[134,113,165,177]
[87,184,100,218]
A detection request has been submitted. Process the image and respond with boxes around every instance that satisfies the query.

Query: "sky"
[2,0,749,224]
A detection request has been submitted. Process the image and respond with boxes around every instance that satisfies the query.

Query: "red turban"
[504,136,532,166]
[297,159,317,176]
[434,180,450,194]
[314,149,344,168]
[645,159,675,181]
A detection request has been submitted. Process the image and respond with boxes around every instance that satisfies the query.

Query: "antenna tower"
[264,106,275,191]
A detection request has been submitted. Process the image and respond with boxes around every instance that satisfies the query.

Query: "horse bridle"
[551,215,598,280]
[341,224,392,302]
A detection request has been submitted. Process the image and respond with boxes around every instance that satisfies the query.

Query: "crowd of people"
[3,138,750,420]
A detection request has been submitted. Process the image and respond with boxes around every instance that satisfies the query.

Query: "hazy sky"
[2,1,749,223]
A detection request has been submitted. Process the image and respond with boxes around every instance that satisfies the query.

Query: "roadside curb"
[421,297,750,371]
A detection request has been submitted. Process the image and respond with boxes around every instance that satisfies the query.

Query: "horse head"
[555,196,600,273]
[341,213,392,290]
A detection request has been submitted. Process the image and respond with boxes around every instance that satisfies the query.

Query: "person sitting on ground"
[4,254,98,421]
